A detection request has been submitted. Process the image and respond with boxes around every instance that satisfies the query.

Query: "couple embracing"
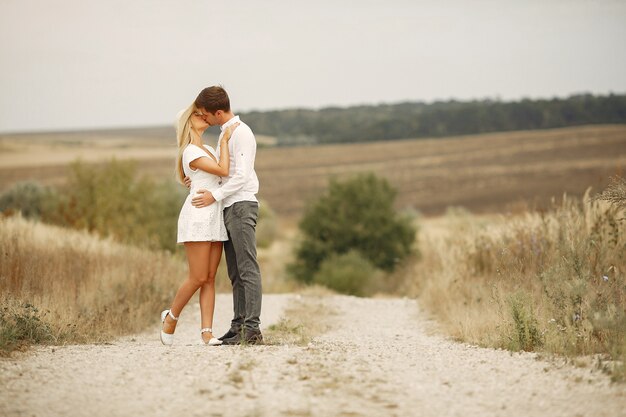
[160,86,263,347]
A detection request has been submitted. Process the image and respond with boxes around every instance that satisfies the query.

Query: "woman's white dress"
[177,144,228,243]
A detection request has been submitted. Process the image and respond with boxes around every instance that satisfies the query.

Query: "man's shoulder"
[237,119,253,132]
[234,120,255,138]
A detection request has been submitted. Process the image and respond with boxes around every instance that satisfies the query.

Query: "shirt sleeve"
[212,126,256,202]
[183,145,208,173]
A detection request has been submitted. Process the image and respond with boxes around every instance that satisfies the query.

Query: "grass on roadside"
[407,187,626,381]
[0,215,186,355]
[0,212,304,355]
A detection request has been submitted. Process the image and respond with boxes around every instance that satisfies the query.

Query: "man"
[188,86,263,345]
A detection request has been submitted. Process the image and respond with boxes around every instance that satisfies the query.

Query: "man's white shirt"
[212,115,259,207]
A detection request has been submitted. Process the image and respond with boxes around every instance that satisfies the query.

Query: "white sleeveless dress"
[177,144,228,243]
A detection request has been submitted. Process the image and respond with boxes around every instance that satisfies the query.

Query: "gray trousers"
[223,201,262,331]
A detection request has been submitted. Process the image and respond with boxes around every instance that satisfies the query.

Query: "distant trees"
[242,93,626,145]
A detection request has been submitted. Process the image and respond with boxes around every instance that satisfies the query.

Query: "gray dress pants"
[223,201,262,332]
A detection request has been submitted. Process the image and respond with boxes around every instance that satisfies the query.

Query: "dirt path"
[1,294,625,417]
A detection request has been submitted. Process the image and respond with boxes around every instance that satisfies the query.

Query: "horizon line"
[1,90,624,136]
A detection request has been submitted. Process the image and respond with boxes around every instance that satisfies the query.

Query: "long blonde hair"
[175,103,197,184]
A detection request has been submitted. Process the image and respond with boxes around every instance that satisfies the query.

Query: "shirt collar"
[220,115,240,131]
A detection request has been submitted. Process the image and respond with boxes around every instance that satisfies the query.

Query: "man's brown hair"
[195,86,230,114]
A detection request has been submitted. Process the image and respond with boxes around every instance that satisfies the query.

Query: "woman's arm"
[189,142,229,177]
[189,123,238,176]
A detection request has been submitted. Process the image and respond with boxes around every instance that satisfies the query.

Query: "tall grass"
[0,215,185,354]
[0,212,295,355]
[408,189,626,380]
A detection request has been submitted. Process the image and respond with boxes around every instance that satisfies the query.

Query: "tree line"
[241,93,626,145]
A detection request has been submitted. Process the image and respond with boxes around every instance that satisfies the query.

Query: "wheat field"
[2,124,625,219]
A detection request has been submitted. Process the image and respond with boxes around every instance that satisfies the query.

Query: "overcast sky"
[1,0,625,133]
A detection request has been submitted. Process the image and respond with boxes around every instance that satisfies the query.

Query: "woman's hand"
[222,122,240,143]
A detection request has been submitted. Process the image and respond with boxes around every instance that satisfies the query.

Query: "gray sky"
[1,0,625,133]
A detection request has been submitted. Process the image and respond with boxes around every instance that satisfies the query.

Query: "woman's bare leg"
[200,241,223,342]
[162,241,211,335]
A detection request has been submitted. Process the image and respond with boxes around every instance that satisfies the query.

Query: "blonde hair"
[175,103,197,184]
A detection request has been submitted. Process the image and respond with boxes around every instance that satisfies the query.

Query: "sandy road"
[1,294,625,417]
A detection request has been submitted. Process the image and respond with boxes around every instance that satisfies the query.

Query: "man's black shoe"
[218,329,241,341]
[243,329,264,345]
[222,329,263,346]
[221,332,243,345]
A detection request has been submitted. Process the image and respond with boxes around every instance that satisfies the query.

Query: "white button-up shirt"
[212,115,259,208]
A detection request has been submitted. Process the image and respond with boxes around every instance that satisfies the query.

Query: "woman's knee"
[189,270,209,286]
[204,272,216,286]
[192,272,215,286]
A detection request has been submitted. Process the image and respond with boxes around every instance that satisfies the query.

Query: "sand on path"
[1,294,625,417]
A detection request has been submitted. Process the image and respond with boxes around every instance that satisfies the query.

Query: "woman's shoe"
[160,309,178,346]
[201,328,223,346]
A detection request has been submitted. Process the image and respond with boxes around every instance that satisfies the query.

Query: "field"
[2,125,626,415]
[2,124,625,219]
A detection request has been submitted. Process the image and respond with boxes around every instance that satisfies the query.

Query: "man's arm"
[212,126,256,202]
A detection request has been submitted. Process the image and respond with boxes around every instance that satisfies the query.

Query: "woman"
[160,103,239,346]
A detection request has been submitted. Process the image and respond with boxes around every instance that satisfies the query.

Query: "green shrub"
[0,181,59,220]
[312,250,380,296]
[506,291,543,352]
[140,179,188,252]
[290,173,416,284]
[53,159,146,234]
[0,298,55,355]
[50,159,186,251]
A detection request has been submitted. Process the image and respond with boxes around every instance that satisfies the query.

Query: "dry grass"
[406,190,626,380]
[594,176,626,210]
[0,215,187,354]
[0,213,301,354]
